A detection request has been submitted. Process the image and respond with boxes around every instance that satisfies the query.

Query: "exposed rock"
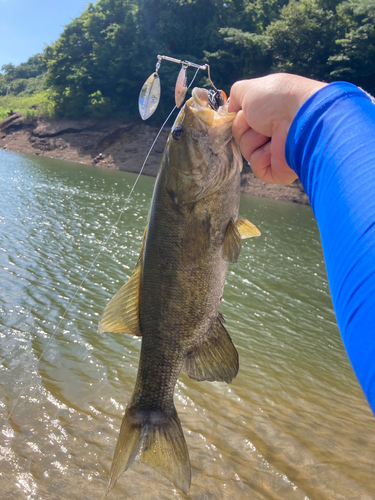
[0,116,310,204]
[32,119,98,137]
[0,112,22,130]
[240,163,309,204]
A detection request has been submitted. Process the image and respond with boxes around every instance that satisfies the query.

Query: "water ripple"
[0,150,374,500]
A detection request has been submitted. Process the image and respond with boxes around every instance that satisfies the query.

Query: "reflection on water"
[0,149,374,500]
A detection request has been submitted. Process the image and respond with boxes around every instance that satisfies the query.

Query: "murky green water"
[0,149,374,500]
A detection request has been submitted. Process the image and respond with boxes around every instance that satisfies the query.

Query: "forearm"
[286,82,375,413]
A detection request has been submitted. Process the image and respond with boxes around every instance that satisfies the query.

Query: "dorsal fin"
[98,223,147,336]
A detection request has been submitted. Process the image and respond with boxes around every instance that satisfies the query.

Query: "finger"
[236,126,270,164]
[249,140,298,185]
[228,80,251,113]
[232,110,250,146]
[248,142,275,183]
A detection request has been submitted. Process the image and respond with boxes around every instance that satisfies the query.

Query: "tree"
[1,63,16,81]
[205,28,271,91]
[204,0,289,90]
[266,0,343,81]
[40,0,375,119]
[329,0,375,94]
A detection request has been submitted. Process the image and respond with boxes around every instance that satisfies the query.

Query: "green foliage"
[43,0,141,118]
[3,0,374,120]
[329,0,375,91]
[266,0,343,81]
[0,54,48,100]
[206,0,375,95]
[0,74,47,97]
[0,91,55,120]
[205,28,271,89]
[85,90,113,116]
[0,108,10,121]
[1,54,46,81]
[26,109,38,121]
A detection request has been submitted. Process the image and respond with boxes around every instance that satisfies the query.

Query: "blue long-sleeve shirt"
[285,82,375,414]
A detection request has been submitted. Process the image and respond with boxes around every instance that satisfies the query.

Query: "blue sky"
[0,0,91,68]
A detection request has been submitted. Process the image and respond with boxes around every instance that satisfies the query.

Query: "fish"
[98,87,260,493]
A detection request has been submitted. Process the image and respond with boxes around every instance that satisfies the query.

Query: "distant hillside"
[0,54,51,120]
[1,0,374,120]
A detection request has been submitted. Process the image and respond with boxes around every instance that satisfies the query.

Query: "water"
[0,149,374,500]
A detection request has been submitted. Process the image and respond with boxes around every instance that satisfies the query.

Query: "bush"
[84,90,112,117]
[26,109,38,120]
[0,90,55,120]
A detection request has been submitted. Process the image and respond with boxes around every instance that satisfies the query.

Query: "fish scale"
[99,87,261,493]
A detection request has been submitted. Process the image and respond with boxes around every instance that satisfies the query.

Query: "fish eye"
[172,126,184,142]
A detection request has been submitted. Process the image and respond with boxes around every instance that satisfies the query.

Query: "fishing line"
[7,67,201,420]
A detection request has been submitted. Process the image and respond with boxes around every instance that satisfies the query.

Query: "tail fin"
[107,405,191,494]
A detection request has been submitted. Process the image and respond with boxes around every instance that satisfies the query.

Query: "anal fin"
[183,316,239,383]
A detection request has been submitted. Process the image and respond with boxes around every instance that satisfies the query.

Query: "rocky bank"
[0,114,309,205]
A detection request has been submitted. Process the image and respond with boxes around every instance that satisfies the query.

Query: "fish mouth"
[186,88,236,131]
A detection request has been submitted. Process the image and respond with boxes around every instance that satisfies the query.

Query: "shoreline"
[0,115,309,205]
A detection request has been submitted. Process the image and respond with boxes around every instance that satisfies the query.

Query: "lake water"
[0,149,374,500]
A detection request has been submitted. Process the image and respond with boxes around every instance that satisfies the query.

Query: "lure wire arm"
[139,54,219,119]
[157,55,217,90]
[157,55,207,71]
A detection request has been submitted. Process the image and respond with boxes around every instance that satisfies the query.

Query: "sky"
[0,0,92,68]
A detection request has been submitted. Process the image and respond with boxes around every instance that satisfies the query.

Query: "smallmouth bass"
[99,88,260,493]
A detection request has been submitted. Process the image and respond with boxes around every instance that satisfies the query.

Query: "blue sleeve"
[285,82,375,414]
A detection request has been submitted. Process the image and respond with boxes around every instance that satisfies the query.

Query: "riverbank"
[0,115,309,204]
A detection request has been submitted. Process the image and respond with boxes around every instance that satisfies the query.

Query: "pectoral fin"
[222,218,242,263]
[183,315,239,383]
[236,216,261,238]
[98,224,147,336]
[222,217,260,263]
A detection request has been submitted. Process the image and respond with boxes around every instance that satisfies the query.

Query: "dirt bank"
[0,115,309,205]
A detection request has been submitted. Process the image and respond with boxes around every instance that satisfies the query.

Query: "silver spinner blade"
[139,72,161,120]
[175,65,188,108]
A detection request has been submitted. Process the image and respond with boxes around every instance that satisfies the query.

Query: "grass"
[0,90,55,121]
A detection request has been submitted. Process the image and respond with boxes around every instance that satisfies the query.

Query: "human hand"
[228,73,327,184]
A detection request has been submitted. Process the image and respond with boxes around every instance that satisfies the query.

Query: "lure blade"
[139,72,161,120]
[175,66,188,108]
